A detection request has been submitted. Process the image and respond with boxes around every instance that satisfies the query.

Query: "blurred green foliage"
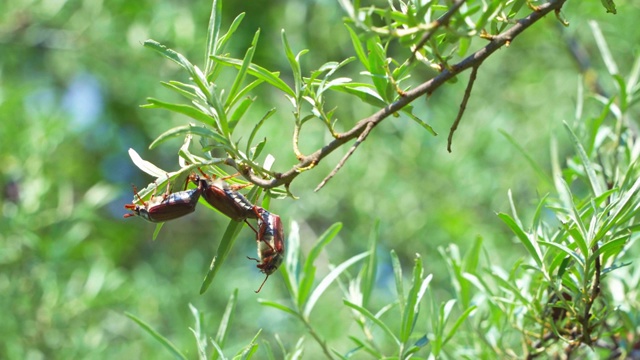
[1,0,639,358]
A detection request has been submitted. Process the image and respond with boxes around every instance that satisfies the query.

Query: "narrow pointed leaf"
[257,300,298,317]
[443,305,477,346]
[128,148,166,177]
[343,300,400,345]
[211,56,295,97]
[200,220,244,294]
[214,289,238,357]
[282,30,303,96]
[204,0,222,75]
[126,312,188,360]
[498,213,543,267]
[227,30,260,108]
[150,124,228,149]
[402,108,437,135]
[303,251,369,318]
[564,121,603,197]
[299,223,343,306]
[143,98,217,127]
[345,24,368,68]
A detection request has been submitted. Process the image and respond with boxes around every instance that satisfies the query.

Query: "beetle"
[247,207,285,293]
[123,177,207,222]
[192,175,259,222]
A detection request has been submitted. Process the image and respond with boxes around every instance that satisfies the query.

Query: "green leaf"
[499,130,553,187]
[257,300,298,317]
[126,312,188,360]
[246,108,276,158]
[344,24,368,68]
[188,304,207,360]
[438,299,457,338]
[403,335,430,356]
[391,250,405,313]
[458,237,483,308]
[204,0,222,75]
[598,174,640,240]
[298,223,343,307]
[539,240,585,266]
[497,213,543,267]
[227,79,264,109]
[443,305,477,346]
[281,221,301,300]
[558,178,590,257]
[346,336,381,358]
[343,300,400,345]
[212,289,238,360]
[250,138,267,161]
[233,330,262,360]
[401,107,437,136]
[145,41,211,100]
[200,220,245,294]
[532,194,550,233]
[216,12,245,59]
[361,220,379,307]
[143,98,216,127]
[599,0,617,14]
[228,97,254,132]
[366,39,389,101]
[149,124,229,150]
[128,148,166,178]
[227,30,260,109]
[144,39,189,70]
[332,83,387,107]
[152,223,164,241]
[211,56,295,97]
[401,255,426,342]
[161,81,200,102]
[487,271,531,305]
[207,89,230,137]
[592,235,627,261]
[590,21,618,76]
[563,121,603,197]
[303,251,369,318]
[282,30,305,96]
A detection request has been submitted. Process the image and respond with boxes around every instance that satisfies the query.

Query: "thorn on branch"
[447,65,479,152]
[527,2,542,12]
[315,121,375,192]
[479,29,496,41]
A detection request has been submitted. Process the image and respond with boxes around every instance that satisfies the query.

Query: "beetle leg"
[254,274,269,293]
[244,219,258,234]
[131,184,148,207]
[161,175,172,200]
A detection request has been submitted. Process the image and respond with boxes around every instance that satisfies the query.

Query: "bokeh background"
[1,0,637,357]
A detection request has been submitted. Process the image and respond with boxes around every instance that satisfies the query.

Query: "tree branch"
[448,65,478,152]
[239,0,569,189]
[314,121,375,192]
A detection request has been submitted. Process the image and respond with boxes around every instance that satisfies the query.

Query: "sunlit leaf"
[149,124,229,149]
[303,252,369,318]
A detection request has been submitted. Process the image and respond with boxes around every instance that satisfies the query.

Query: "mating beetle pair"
[123,173,285,292]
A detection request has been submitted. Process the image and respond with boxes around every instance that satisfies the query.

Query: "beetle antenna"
[254,274,269,293]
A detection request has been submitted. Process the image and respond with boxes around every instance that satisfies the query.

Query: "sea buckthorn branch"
[236,0,569,190]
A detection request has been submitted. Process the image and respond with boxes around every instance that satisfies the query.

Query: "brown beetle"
[124,177,206,222]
